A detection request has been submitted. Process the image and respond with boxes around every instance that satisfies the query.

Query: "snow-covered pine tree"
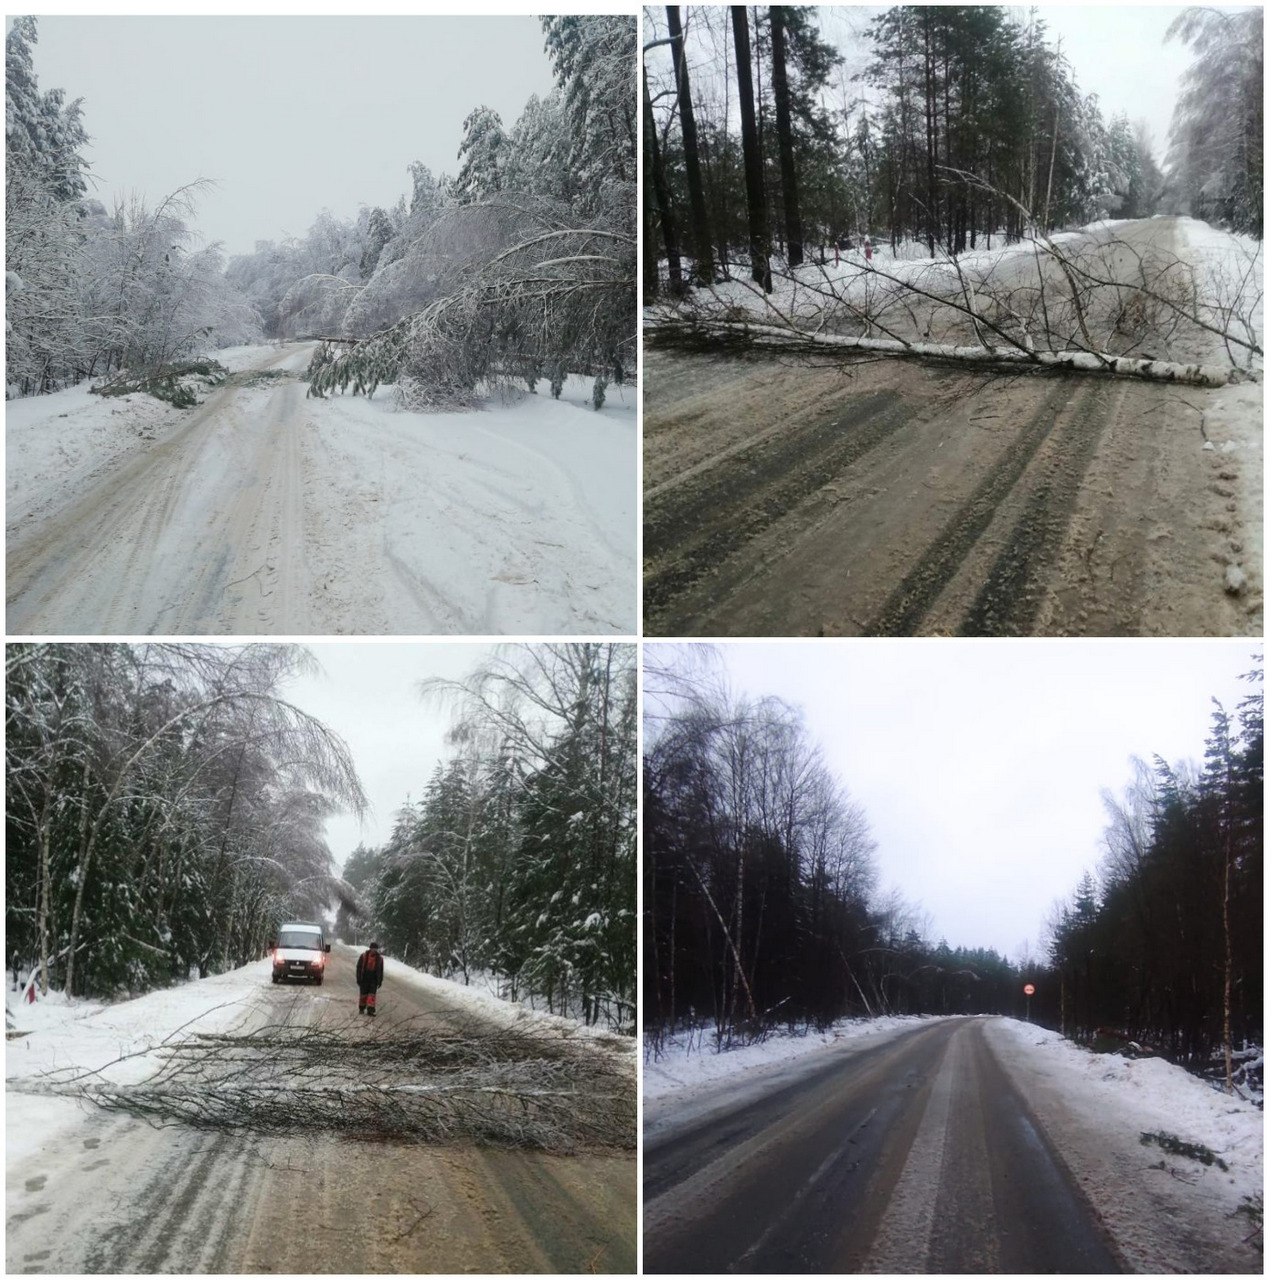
[1165,7,1263,237]
[454,106,509,204]
[5,17,88,204]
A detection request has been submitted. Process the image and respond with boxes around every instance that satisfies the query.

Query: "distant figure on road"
[356,941,384,1016]
[863,235,873,264]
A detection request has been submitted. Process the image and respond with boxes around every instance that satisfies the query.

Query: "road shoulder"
[984,1017,1261,1273]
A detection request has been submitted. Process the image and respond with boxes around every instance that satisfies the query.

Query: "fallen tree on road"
[648,314,1251,388]
[651,179,1262,387]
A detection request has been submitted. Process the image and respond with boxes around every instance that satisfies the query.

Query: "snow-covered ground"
[645,1012,1261,1198]
[1176,218,1264,357]
[305,371,636,634]
[6,379,181,529]
[6,966,264,1170]
[1171,219,1264,604]
[647,220,1139,330]
[642,1016,953,1151]
[4,344,291,529]
[6,969,259,1086]
[991,1017,1261,1182]
[423,965,632,1043]
[379,956,634,1053]
[989,1017,1262,1270]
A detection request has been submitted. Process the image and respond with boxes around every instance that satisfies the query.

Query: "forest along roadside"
[5,949,636,1275]
[643,217,1261,638]
[642,1016,1259,1275]
[6,344,637,636]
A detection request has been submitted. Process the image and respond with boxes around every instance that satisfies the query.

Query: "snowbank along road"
[644,218,1260,637]
[643,1017,1259,1275]
[7,344,636,635]
[6,948,636,1274]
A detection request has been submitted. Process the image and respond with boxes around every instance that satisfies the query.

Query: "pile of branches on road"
[39,1014,636,1155]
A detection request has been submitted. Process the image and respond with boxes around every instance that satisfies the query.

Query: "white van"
[271,922,331,985]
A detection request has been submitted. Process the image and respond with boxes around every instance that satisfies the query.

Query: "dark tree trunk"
[769,7,803,267]
[643,67,683,299]
[922,11,938,256]
[732,5,772,292]
[666,6,716,286]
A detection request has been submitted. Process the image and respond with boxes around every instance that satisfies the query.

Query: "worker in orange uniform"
[356,940,384,1016]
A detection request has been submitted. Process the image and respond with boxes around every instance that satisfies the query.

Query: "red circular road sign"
[1023,983,1036,996]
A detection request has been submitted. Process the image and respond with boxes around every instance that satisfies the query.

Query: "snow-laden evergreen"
[1164,8,1263,237]
[337,644,637,1033]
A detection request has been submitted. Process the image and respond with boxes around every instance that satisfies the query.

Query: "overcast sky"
[17,15,556,255]
[659,640,1258,963]
[283,643,501,875]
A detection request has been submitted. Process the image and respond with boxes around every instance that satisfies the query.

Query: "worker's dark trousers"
[358,981,378,1015]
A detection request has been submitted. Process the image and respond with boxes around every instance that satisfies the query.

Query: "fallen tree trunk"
[648,316,1251,388]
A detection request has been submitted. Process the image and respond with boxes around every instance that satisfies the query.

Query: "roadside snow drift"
[987,1017,1261,1273]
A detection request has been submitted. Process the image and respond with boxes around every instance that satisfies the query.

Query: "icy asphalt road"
[644,1017,1120,1275]
[6,344,636,635]
[5,947,636,1274]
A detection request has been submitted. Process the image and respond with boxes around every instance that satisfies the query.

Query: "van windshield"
[278,930,322,950]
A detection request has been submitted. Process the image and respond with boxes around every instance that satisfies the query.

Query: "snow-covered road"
[643,1016,1260,1274]
[6,345,637,635]
[6,950,636,1273]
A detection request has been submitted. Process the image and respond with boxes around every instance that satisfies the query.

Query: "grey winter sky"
[283,643,501,875]
[13,14,557,256]
[664,640,1258,964]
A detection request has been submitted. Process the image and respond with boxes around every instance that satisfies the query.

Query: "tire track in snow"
[645,389,914,625]
[958,382,1122,635]
[865,380,1102,635]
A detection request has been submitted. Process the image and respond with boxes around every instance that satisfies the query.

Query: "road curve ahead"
[6,947,636,1274]
[644,1017,1121,1274]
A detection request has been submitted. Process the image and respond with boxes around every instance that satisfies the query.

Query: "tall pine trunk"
[643,68,682,297]
[769,7,803,267]
[667,6,716,286]
[732,5,772,292]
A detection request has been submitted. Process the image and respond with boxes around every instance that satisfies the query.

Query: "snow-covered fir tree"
[339,645,636,1032]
